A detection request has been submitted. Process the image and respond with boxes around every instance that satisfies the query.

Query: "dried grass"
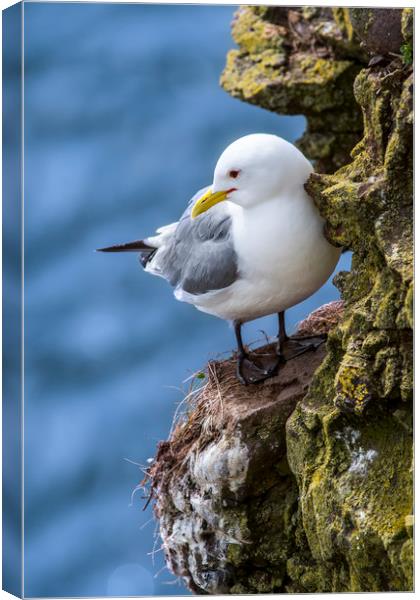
[296,300,345,336]
[143,300,345,508]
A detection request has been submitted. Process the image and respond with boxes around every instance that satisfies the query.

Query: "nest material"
[296,299,345,336]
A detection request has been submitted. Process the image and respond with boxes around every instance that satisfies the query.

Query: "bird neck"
[245,187,310,218]
[234,188,321,247]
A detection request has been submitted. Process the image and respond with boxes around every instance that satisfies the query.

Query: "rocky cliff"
[146,7,413,593]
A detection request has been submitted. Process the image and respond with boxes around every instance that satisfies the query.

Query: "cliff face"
[148,8,413,593]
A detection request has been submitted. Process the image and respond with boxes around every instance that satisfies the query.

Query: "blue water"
[22,3,351,597]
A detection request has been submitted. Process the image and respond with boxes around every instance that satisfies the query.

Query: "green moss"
[222,49,360,115]
[304,57,412,418]
[401,9,413,46]
[332,8,354,40]
[400,43,413,65]
[349,8,374,39]
[287,402,413,590]
[335,366,372,414]
[301,14,411,591]
[399,539,413,589]
[230,6,287,55]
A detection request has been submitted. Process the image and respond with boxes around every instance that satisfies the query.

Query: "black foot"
[237,353,285,385]
[285,333,327,360]
[290,332,327,343]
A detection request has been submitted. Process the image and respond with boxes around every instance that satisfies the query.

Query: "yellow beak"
[191,188,229,219]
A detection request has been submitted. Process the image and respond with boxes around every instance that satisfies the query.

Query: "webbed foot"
[285,333,327,360]
[237,353,285,385]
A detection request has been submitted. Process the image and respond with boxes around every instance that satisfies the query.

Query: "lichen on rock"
[147,7,413,594]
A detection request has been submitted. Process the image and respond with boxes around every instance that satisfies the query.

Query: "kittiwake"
[98,133,341,384]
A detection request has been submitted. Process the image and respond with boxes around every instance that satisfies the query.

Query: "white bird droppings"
[335,426,378,476]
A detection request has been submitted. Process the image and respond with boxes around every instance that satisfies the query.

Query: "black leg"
[277,311,288,356]
[232,313,326,385]
[234,320,249,385]
[290,332,328,342]
[234,319,285,385]
[234,320,247,358]
[277,311,327,360]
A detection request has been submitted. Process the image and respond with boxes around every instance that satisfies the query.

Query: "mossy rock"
[221,6,365,173]
[287,401,413,591]
[221,6,413,592]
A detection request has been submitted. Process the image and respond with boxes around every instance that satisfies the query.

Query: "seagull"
[98,134,341,384]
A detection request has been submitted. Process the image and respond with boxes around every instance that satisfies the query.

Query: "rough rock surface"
[150,328,329,594]
[147,7,413,594]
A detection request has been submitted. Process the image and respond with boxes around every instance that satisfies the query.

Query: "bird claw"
[285,333,326,360]
[289,332,327,343]
[237,354,285,385]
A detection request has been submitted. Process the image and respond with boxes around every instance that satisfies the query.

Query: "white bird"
[99,134,341,384]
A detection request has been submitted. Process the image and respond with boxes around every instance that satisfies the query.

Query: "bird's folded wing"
[148,187,239,295]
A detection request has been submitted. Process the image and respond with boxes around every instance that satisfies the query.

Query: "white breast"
[189,191,340,322]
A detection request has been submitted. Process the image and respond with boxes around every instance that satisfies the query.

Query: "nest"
[144,300,345,509]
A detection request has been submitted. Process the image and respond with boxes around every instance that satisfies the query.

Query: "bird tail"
[97,239,157,267]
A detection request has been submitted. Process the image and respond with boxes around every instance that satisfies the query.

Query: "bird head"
[191,133,313,218]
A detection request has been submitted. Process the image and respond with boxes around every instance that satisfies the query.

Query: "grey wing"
[155,187,239,295]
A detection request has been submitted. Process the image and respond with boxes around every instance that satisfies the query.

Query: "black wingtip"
[96,246,119,252]
[96,239,154,253]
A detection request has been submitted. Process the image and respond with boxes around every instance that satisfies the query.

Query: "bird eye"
[229,169,240,179]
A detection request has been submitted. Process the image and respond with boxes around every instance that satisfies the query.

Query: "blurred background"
[21,2,351,597]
